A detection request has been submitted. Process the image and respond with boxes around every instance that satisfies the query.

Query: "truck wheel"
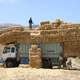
[5,60,14,68]
[16,61,20,67]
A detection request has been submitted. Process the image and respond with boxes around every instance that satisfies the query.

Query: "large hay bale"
[29,55,41,60]
[31,45,38,50]
[29,58,42,68]
[40,21,50,26]
[29,52,41,57]
[39,24,52,30]
[29,55,42,68]
[29,48,41,57]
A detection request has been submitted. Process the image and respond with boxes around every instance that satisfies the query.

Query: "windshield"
[3,47,15,53]
[3,47,10,53]
[11,47,15,53]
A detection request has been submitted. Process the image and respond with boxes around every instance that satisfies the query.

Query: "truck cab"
[1,44,20,67]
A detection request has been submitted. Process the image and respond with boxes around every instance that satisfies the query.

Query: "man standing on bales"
[29,17,33,29]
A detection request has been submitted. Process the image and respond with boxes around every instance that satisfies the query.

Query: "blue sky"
[0,0,80,26]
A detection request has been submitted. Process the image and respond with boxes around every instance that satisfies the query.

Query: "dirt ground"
[0,67,80,80]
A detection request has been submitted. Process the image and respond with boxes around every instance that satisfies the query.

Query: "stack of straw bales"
[29,45,42,68]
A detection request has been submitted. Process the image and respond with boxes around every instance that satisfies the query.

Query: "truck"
[0,43,65,68]
[0,43,21,68]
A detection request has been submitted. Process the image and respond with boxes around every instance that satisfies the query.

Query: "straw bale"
[51,23,57,29]
[31,45,38,50]
[29,57,42,68]
[29,51,38,54]
[29,59,42,68]
[29,51,41,58]
[39,24,52,30]
[29,55,41,59]
[40,21,50,26]
[29,48,41,53]
[29,60,42,64]
[29,52,41,57]
[64,41,80,57]
[10,27,24,32]
[29,59,41,64]
[29,64,42,68]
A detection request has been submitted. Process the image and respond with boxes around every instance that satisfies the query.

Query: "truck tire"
[4,60,14,68]
[14,60,20,67]
[42,58,52,69]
